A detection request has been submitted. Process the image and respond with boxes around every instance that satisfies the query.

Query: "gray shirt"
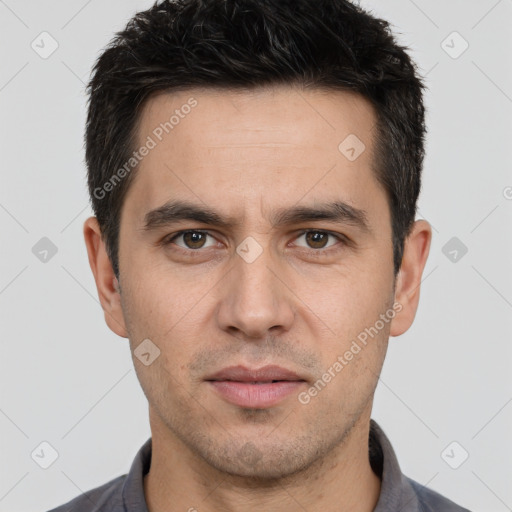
[47,419,470,511]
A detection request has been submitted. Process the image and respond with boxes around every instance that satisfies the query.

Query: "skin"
[84,85,431,512]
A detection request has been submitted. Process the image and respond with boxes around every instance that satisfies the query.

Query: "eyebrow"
[142,199,371,233]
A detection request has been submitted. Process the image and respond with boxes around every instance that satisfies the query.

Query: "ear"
[83,216,128,338]
[390,219,432,337]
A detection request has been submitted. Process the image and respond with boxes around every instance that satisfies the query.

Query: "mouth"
[205,365,307,408]
[221,380,288,384]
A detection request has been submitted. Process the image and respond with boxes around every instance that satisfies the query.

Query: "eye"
[293,230,343,250]
[165,230,217,250]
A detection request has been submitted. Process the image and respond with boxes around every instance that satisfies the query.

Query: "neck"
[143,409,381,512]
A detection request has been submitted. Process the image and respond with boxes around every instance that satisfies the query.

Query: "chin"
[201,442,316,481]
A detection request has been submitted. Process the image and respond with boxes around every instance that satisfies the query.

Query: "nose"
[215,242,295,340]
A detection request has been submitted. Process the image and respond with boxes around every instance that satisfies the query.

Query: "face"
[86,85,430,479]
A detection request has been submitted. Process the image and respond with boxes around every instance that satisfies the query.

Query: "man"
[49,0,470,510]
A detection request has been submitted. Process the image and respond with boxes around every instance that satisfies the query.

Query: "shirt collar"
[370,419,420,511]
[121,436,151,511]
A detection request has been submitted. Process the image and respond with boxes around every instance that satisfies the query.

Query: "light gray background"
[1,1,511,511]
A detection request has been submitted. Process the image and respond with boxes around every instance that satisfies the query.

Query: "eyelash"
[162,229,347,255]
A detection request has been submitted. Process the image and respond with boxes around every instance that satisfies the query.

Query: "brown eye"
[305,231,329,249]
[169,230,215,250]
[182,232,207,249]
[295,230,340,250]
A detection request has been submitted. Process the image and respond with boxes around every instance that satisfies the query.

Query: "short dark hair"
[85,0,426,278]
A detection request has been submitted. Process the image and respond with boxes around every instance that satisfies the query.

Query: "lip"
[206,364,305,382]
[205,365,307,408]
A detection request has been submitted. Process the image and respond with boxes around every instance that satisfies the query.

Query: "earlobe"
[390,219,432,337]
[83,217,128,338]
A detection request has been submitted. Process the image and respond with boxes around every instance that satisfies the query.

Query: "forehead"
[137,85,376,153]
[124,85,384,225]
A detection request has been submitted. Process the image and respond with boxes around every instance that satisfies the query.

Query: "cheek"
[122,257,208,332]
[294,262,393,401]
[295,261,392,339]
[122,281,195,403]
[120,265,213,375]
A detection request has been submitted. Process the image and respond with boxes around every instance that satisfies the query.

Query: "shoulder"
[47,437,152,512]
[406,476,472,512]
[46,474,126,512]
